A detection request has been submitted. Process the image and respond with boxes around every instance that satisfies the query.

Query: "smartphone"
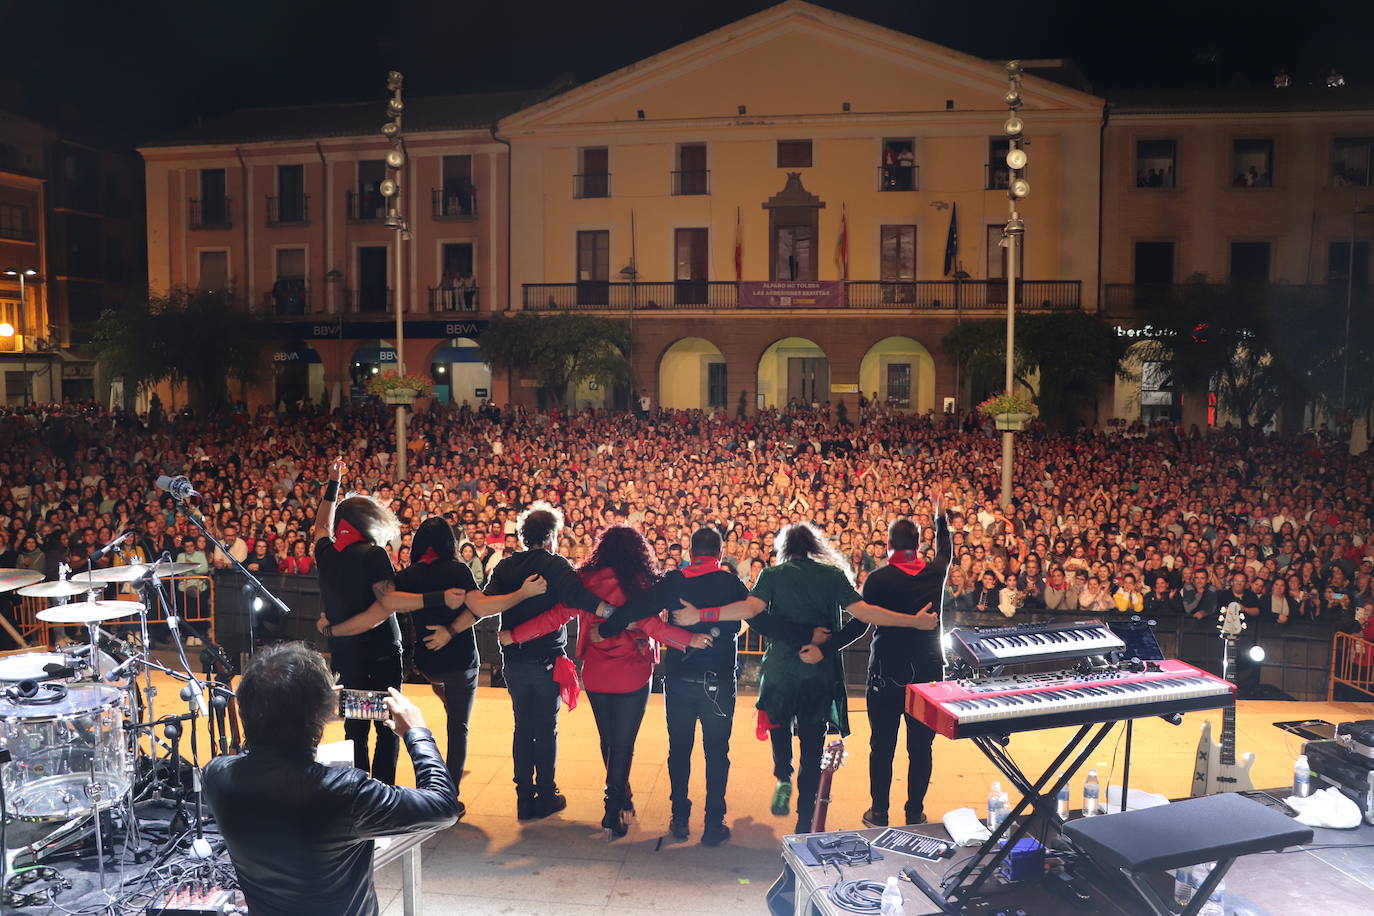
[338,688,390,721]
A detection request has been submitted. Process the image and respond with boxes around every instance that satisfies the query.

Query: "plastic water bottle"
[1173,865,1195,907]
[1082,770,1100,817]
[880,875,905,916]
[1293,754,1312,798]
[1056,780,1071,819]
[987,781,1005,831]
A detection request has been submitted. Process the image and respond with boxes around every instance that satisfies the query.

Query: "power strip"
[144,885,241,915]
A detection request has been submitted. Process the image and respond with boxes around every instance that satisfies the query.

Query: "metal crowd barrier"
[12,575,215,647]
[1329,631,1374,701]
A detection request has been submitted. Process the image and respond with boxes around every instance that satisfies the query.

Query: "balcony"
[266,194,310,226]
[573,173,611,199]
[429,285,481,311]
[671,170,710,196]
[432,188,478,220]
[189,197,232,229]
[347,189,386,222]
[877,165,919,192]
[344,288,393,313]
[1104,282,1370,317]
[270,279,310,315]
[523,280,1081,312]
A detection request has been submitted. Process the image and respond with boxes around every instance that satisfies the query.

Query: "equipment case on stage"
[1335,719,1374,758]
[1305,737,1374,825]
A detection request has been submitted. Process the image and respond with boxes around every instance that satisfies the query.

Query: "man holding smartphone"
[204,643,458,916]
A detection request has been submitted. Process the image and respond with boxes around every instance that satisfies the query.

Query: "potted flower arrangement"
[367,371,433,406]
[976,391,1037,431]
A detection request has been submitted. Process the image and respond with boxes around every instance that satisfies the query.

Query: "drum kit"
[0,560,232,905]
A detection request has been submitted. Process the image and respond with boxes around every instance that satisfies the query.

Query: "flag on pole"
[734,206,743,283]
[835,203,849,280]
[943,203,959,276]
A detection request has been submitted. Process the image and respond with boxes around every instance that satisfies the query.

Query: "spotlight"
[1005,59,1023,76]
[1004,116,1024,136]
[1004,89,1023,109]
[1009,177,1031,198]
[381,122,399,138]
[252,596,264,612]
[386,70,404,90]
[437,365,447,373]
[379,178,398,198]
[1248,645,1266,663]
[0,322,13,337]
[372,367,379,374]
[1006,148,1028,170]
[385,149,404,169]
[386,99,404,118]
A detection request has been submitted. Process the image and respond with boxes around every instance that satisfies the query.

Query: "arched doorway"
[349,339,397,399]
[756,337,829,410]
[658,338,727,411]
[429,337,491,406]
[272,340,324,408]
[859,336,936,413]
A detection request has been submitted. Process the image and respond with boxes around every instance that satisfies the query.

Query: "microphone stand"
[169,494,292,659]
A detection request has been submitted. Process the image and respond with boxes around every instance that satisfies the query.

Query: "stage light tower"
[381,70,411,481]
[999,61,1030,508]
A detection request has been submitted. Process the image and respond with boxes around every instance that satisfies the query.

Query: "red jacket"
[510,566,693,694]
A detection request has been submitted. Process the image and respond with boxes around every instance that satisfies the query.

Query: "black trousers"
[503,657,561,797]
[866,676,936,821]
[335,651,402,785]
[664,674,736,824]
[769,716,828,829]
[423,666,479,797]
[587,685,650,816]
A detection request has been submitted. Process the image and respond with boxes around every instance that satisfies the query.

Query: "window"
[274,249,307,314]
[437,243,477,310]
[438,155,477,217]
[879,139,916,191]
[0,204,29,241]
[707,362,727,408]
[886,363,912,409]
[776,140,812,168]
[356,246,389,312]
[879,225,916,302]
[576,230,610,305]
[576,148,610,198]
[674,144,708,195]
[0,298,20,352]
[1229,242,1271,283]
[198,169,228,226]
[198,251,229,293]
[1328,242,1372,300]
[272,164,308,223]
[1135,140,1176,188]
[674,228,709,304]
[1132,241,1174,308]
[1333,137,1373,186]
[1140,361,1177,421]
[1231,140,1273,187]
[64,213,102,278]
[987,138,1011,189]
[353,160,385,220]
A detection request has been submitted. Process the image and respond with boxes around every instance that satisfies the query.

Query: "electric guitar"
[766,738,847,916]
[1191,602,1255,796]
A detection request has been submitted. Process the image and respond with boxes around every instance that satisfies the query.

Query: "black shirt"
[600,565,750,678]
[395,558,478,675]
[315,538,401,663]
[485,549,601,661]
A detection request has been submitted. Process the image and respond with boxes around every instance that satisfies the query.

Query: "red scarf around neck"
[682,556,721,578]
[887,549,926,577]
[333,520,365,552]
[418,547,439,565]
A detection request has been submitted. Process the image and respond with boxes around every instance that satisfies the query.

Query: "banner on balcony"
[739,281,845,309]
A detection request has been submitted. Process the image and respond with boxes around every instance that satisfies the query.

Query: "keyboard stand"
[907,721,1117,914]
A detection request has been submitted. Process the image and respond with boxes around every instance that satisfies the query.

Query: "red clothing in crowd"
[281,555,314,575]
[510,566,693,694]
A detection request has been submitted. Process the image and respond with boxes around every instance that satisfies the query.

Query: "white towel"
[1106,785,1170,811]
[1285,787,1363,829]
[942,807,993,846]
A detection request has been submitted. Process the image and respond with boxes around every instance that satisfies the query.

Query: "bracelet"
[324,481,340,502]
[324,624,334,638]
[701,607,721,623]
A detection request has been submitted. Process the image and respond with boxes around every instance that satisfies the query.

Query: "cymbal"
[0,569,44,593]
[17,580,96,599]
[69,561,201,587]
[148,561,200,577]
[38,601,144,624]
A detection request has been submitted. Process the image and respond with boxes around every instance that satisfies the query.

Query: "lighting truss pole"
[381,70,410,482]
[1000,61,1031,508]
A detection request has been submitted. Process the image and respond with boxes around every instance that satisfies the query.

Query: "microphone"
[104,655,140,682]
[155,475,200,501]
[180,682,210,717]
[91,530,133,560]
[684,626,721,658]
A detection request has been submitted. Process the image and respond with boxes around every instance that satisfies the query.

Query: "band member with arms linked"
[673,522,934,833]
[204,643,458,916]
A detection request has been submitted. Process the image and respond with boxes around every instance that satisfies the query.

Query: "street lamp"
[999,61,1029,508]
[1341,204,1374,411]
[3,268,39,406]
[381,71,410,482]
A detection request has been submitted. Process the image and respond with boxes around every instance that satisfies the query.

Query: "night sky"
[4,0,1370,145]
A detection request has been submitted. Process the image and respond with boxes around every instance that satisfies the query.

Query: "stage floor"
[15,662,1374,915]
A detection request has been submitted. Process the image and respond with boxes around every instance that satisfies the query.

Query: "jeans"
[866,676,936,820]
[769,716,828,829]
[587,685,650,817]
[664,674,735,825]
[502,657,561,797]
[335,652,402,785]
[424,666,479,797]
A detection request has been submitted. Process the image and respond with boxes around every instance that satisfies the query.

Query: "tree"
[942,312,1127,429]
[94,288,277,410]
[479,312,632,408]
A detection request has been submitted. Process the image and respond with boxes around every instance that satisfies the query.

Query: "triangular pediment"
[502,1,1102,130]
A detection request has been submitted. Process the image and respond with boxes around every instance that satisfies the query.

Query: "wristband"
[701,607,721,623]
[324,481,340,502]
[324,624,334,639]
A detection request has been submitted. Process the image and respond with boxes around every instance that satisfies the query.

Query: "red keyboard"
[906,659,1235,739]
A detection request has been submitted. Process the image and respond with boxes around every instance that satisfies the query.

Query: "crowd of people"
[3,399,1373,644]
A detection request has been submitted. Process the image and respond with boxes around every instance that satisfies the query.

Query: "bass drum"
[0,685,130,822]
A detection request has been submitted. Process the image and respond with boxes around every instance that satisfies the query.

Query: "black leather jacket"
[204,728,458,916]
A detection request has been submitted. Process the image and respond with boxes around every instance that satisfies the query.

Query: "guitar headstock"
[820,737,847,774]
[1218,601,1245,640]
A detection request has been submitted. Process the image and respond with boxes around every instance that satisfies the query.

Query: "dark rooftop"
[1106,86,1374,114]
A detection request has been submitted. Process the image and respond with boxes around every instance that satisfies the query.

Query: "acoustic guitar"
[766,737,847,916]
